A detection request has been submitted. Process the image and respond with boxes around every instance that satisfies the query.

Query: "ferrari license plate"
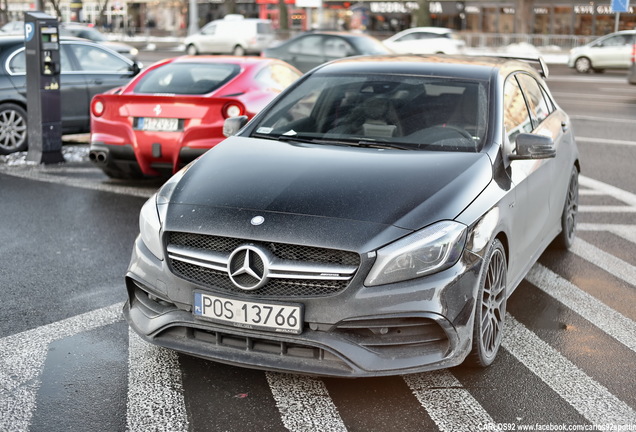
[193,292,303,334]
[138,117,179,131]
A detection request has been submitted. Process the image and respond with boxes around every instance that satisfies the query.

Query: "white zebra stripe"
[571,237,636,288]
[579,176,636,207]
[0,303,122,432]
[127,329,189,432]
[502,315,636,425]
[266,372,347,432]
[526,264,636,353]
[578,223,636,245]
[403,371,494,432]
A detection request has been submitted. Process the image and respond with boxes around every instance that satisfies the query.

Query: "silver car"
[183,16,274,56]
[568,30,636,73]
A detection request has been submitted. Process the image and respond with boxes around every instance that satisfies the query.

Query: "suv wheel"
[0,103,28,155]
[574,57,592,73]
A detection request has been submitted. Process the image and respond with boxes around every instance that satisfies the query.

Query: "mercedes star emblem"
[227,245,270,290]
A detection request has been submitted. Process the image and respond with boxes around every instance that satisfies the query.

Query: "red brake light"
[223,102,245,119]
[92,98,105,117]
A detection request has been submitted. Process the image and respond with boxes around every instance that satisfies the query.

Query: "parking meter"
[24,11,64,164]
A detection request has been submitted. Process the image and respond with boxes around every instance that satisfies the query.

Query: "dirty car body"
[124,55,580,377]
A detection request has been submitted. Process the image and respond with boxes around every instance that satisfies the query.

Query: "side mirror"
[130,61,142,76]
[509,133,556,160]
[223,115,249,137]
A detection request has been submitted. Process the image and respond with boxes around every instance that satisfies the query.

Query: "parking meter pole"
[24,11,64,164]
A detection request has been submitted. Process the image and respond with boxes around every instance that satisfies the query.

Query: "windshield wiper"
[251,133,415,150]
[348,139,414,150]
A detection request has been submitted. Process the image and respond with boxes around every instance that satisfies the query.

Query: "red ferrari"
[89,56,301,178]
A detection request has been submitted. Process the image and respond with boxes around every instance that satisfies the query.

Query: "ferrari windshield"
[251,73,489,152]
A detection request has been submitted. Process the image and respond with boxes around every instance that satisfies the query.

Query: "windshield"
[134,62,240,95]
[251,73,489,152]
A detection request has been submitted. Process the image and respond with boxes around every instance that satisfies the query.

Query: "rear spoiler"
[486,55,550,78]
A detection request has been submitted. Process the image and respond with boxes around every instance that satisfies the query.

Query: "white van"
[184,15,275,56]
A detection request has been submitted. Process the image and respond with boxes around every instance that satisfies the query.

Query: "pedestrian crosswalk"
[1,173,635,432]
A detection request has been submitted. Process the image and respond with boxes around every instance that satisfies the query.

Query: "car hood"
[166,136,492,234]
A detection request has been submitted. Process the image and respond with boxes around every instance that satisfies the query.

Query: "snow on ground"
[0,143,89,167]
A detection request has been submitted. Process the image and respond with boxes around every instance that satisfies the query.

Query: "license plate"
[193,292,303,334]
[137,117,179,131]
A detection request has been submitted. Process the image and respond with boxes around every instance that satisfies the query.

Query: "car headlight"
[139,194,164,260]
[138,166,190,260]
[365,221,467,286]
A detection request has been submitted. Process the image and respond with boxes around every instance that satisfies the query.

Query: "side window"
[7,47,71,74]
[397,34,418,42]
[7,50,25,74]
[288,35,322,56]
[256,64,301,92]
[603,35,629,47]
[67,44,130,72]
[201,23,216,35]
[324,37,352,58]
[503,77,532,144]
[516,74,551,126]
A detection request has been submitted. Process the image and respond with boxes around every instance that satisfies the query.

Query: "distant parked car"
[628,41,636,84]
[183,15,275,56]
[0,21,24,34]
[382,27,465,55]
[568,30,636,73]
[89,56,301,178]
[0,35,141,155]
[59,23,139,60]
[263,31,392,72]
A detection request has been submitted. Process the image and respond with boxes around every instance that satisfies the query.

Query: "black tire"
[232,45,246,56]
[553,166,579,250]
[574,57,592,73]
[465,238,507,367]
[186,44,198,56]
[0,103,28,155]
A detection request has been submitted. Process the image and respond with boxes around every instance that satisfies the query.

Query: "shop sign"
[296,0,322,7]
[368,1,458,14]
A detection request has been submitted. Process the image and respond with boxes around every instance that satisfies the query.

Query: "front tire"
[0,103,28,155]
[186,44,198,56]
[574,57,592,73]
[466,239,507,367]
[232,45,246,56]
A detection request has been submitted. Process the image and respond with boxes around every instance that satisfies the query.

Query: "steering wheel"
[426,125,473,140]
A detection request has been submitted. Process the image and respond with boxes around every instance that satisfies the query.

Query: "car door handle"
[561,121,568,132]
[94,79,103,85]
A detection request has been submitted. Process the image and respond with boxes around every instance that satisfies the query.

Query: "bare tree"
[47,0,63,20]
[91,0,110,27]
[515,0,534,34]
[278,0,288,31]
[412,0,431,28]
[0,0,9,24]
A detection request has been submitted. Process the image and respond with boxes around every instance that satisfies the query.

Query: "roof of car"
[311,54,545,80]
[173,55,291,66]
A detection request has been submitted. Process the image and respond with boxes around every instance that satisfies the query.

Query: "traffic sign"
[611,0,630,13]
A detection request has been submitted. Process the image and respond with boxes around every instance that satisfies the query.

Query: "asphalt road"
[0,58,635,432]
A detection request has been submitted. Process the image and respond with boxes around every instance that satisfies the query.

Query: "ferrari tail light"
[92,98,105,117]
[223,102,245,119]
[632,43,636,64]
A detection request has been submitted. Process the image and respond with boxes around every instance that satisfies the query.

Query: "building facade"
[3,0,635,37]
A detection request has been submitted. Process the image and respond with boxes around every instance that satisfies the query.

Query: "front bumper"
[124,235,484,377]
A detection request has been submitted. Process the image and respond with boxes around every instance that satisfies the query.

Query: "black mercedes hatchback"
[124,55,580,377]
[0,35,140,154]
